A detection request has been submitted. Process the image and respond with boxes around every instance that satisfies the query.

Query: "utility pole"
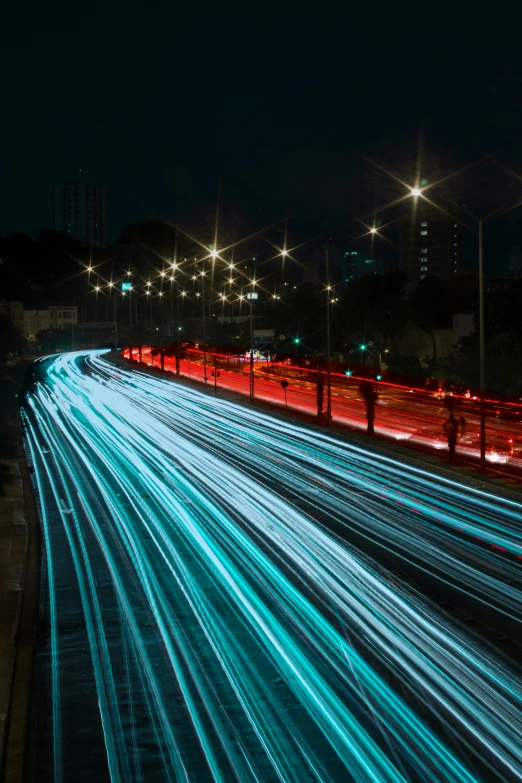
[478,217,486,472]
[325,249,332,424]
[176,279,180,376]
[202,261,207,385]
[113,296,118,350]
[249,259,255,401]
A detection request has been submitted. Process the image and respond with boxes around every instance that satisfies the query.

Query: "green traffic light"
[359,344,367,351]
[376,374,382,381]
[345,370,352,377]
[294,337,300,344]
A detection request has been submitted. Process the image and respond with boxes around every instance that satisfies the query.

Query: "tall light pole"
[249,268,256,401]
[113,293,118,350]
[325,250,332,424]
[478,217,486,471]
[201,262,207,385]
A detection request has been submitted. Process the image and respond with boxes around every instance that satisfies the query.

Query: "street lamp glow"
[95,286,100,292]
[158,292,163,297]
[181,290,186,297]
[221,293,226,300]
[211,249,218,259]
[108,281,114,288]
[87,266,93,273]
[251,279,257,286]
[281,249,288,257]
[410,187,422,197]
[239,294,244,301]
[228,276,234,283]
[196,292,200,298]
[200,271,206,277]
[229,262,234,269]
[370,227,378,234]
[171,262,178,270]
[160,271,166,277]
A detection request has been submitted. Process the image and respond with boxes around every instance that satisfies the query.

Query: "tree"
[0,316,26,365]
[358,381,379,435]
[408,275,452,370]
[443,395,466,463]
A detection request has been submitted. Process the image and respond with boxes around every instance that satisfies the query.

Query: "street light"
[410,187,422,197]
[369,227,378,234]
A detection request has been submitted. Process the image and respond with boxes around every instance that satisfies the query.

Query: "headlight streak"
[23,350,522,782]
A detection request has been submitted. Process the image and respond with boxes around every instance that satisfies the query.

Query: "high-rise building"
[400,207,462,283]
[53,181,108,248]
[344,251,386,281]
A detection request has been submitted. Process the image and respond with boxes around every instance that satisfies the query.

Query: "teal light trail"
[22,350,522,782]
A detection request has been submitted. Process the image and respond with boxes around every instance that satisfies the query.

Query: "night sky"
[3,7,522,267]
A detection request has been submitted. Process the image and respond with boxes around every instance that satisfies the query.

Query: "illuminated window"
[421,222,428,226]
[421,266,428,271]
[420,248,428,253]
[420,231,428,236]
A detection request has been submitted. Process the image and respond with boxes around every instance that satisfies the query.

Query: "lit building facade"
[400,208,463,282]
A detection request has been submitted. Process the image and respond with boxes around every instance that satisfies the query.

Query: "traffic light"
[376,374,382,381]
[345,370,352,377]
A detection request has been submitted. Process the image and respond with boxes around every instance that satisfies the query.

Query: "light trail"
[23,350,522,782]
[129,347,522,471]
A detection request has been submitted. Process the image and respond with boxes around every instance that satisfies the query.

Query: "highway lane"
[23,350,522,782]
[133,348,522,471]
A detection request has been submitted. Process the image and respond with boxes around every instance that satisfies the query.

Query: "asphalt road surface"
[131,347,522,474]
[23,350,522,782]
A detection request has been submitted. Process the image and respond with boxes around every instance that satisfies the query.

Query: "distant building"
[48,305,78,331]
[344,251,386,281]
[400,207,463,282]
[23,309,52,340]
[24,306,78,340]
[487,277,517,293]
[53,181,108,248]
[0,300,24,332]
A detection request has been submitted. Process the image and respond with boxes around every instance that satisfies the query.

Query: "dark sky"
[3,6,522,263]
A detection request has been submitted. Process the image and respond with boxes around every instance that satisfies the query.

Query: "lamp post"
[249,271,255,402]
[113,295,118,350]
[478,217,486,471]
[201,263,207,384]
[325,250,332,424]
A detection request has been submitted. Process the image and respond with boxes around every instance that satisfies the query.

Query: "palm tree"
[358,381,379,435]
[443,394,466,463]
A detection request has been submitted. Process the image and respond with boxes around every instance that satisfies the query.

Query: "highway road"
[23,350,522,782]
[131,347,522,474]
